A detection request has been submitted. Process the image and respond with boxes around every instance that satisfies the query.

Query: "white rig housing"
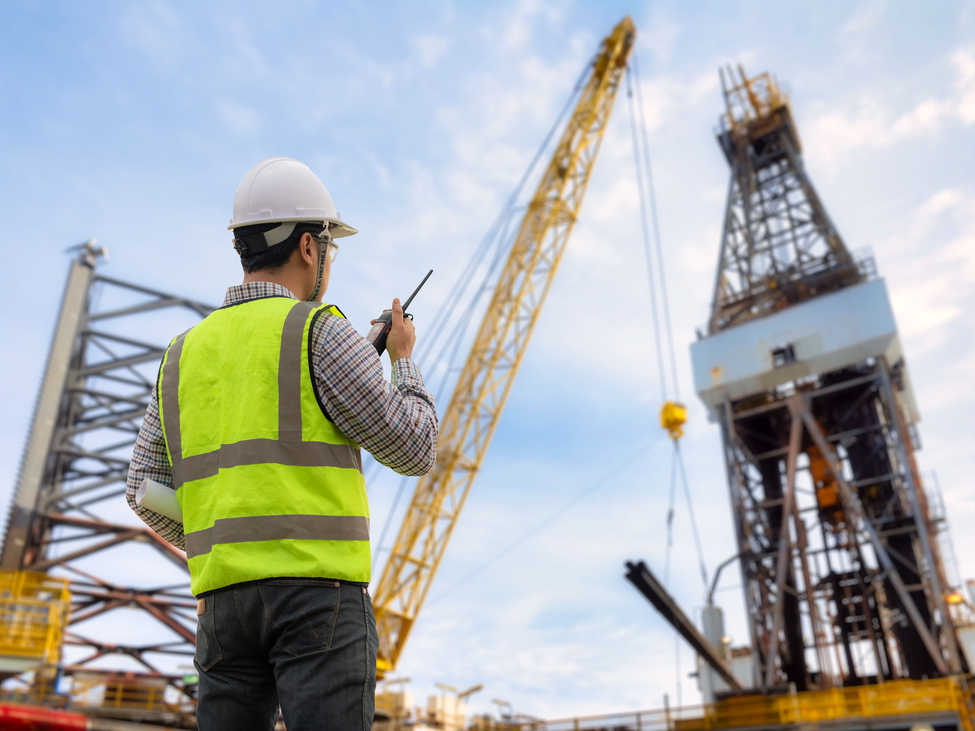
[691,279,919,424]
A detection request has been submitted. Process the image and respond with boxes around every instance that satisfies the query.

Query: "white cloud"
[119,0,188,67]
[952,49,975,123]
[839,0,887,36]
[883,188,974,344]
[805,48,975,166]
[212,99,260,137]
[410,35,450,69]
[489,0,569,52]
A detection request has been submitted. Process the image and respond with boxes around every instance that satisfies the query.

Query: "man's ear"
[299,232,316,266]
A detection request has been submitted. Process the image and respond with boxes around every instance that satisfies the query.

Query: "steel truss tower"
[1,242,212,681]
[692,68,967,691]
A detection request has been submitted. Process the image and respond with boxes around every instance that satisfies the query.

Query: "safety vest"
[157,297,370,596]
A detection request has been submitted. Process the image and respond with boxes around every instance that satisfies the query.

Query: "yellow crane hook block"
[660,401,687,440]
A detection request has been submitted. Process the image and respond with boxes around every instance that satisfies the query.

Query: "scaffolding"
[0,242,212,687]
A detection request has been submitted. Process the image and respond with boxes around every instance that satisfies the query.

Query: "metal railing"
[0,571,71,666]
[508,677,974,731]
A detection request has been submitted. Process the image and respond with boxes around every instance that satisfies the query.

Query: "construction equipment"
[695,64,967,688]
[630,64,973,730]
[496,676,974,731]
[0,241,212,706]
[370,16,636,676]
[0,571,70,679]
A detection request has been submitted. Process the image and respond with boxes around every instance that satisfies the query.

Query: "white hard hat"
[228,156,358,238]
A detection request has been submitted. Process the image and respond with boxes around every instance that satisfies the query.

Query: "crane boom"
[372,16,636,675]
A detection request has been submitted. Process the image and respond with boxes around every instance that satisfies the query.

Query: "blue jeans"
[194,578,378,731]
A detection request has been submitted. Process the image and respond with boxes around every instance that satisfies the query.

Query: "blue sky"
[1,0,973,719]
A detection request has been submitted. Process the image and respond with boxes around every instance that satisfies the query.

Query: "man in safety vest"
[126,156,438,730]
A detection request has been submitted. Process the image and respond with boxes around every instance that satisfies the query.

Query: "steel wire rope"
[625,65,668,404]
[663,447,679,587]
[369,59,593,575]
[633,53,681,401]
[627,55,710,712]
[427,435,665,604]
[662,425,683,712]
[412,56,592,372]
[429,202,520,406]
[676,442,708,589]
[628,59,709,594]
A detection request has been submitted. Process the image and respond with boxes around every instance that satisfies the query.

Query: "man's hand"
[383,298,415,363]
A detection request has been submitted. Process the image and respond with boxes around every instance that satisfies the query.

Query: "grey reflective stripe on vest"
[278,302,316,440]
[163,301,361,487]
[172,438,362,485]
[184,514,370,560]
[161,331,189,466]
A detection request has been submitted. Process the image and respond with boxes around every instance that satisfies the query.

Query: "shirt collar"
[222,281,298,308]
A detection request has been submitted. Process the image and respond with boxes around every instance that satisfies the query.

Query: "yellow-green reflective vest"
[157,297,370,596]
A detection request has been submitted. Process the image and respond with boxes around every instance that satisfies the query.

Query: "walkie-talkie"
[366,269,433,357]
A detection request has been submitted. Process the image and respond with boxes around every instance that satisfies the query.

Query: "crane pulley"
[371,16,636,676]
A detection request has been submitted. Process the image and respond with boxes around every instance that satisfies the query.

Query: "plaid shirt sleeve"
[126,288,438,547]
[125,386,186,551]
[312,314,438,476]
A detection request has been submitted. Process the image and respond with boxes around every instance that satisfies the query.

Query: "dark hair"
[236,221,325,274]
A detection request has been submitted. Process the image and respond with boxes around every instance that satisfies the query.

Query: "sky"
[1,0,973,721]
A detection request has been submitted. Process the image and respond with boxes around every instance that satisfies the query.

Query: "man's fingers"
[392,298,404,322]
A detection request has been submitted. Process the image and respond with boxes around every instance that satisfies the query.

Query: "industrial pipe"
[0,703,183,731]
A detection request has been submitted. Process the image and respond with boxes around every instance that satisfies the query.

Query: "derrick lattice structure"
[1,242,212,679]
[694,67,967,693]
[371,17,636,675]
[708,68,861,335]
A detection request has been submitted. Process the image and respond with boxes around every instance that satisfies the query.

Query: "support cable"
[676,441,709,589]
[370,60,593,570]
[429,435,663,603]
[629,52,709,711]
[625,65,668,403]
[372,474,412,573]
[663,447,678,587]
[413,57,592,372]
[633,53,681,401]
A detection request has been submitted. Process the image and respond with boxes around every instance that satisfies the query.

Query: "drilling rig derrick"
[691,66,967,695]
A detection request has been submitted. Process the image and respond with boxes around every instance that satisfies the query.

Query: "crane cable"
[625,58,708,592]
[625,63,667,405]
[627,52,714,714]
[633,53,681,403]
[428,435,665,603]
[370,57,595,571]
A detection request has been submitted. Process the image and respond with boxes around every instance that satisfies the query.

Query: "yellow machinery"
[0,570,70,679]
[492,676,973,731]
[371,16,636,675]
[659,402,687,441]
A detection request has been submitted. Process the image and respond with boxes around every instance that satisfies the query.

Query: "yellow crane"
[371,16,636,676]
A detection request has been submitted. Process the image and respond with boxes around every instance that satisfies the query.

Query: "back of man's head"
[235,221,326,273]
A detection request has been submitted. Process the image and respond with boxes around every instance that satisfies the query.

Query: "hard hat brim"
[228,216,358,238]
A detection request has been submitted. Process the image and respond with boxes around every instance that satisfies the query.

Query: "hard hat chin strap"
[308,225,330,302]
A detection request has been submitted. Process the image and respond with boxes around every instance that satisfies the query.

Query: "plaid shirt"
[125,281,438,551]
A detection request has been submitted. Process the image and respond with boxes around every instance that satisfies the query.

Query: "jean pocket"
[195,600,223,672]
[259,582,340,657]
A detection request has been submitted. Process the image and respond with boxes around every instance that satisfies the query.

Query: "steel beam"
[625,560,743,692]
[0,243,212,677]
[764,408,802,687]
[1,245,100,569]
[800,410,949,675]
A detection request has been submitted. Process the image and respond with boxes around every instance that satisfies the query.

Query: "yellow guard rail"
[0,570,71,667]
